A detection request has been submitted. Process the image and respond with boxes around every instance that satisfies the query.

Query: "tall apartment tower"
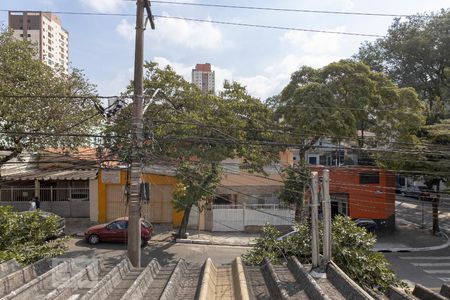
[8,11,69,73]
[192,63,215,93]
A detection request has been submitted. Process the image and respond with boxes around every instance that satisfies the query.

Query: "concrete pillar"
[34,180,40,198]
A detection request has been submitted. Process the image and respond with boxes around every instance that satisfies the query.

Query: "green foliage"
[242,216,400,293]
[279,162,310,205]
[106,62,282,235]
[0,29,100,165]
[275,60,425,152]
[172,163,221,212]
[0,206,67,265]
[355,9,450,122]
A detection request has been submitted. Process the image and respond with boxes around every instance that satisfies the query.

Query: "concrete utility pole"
[128,0,155,267]
[311,172,320,268]
[322,169,332,263]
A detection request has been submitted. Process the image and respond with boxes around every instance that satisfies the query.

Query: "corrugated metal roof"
[1,169,98,181]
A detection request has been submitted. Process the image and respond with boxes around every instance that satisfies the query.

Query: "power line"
[150,1,412,18]
[0,9,384,37]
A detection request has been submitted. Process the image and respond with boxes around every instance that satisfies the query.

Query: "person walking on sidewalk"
[33,197,41,210]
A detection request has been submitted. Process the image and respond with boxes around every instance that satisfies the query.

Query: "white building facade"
[9,11,69,73]
[192,63,215,93]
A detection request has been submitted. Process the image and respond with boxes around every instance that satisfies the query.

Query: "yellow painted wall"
[98,169,182,226]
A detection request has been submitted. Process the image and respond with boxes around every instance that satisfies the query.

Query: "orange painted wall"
[312,166,395,220]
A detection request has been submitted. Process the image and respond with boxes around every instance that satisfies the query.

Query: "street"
[61,237,249,267]
[379,195,450,290]
[395,195,450,232]
[384,246,450,290]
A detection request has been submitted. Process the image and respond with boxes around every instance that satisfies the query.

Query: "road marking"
[412,263,450,267]
[438,277,450,282]
[400,257,450,260]
[423,270,450,274]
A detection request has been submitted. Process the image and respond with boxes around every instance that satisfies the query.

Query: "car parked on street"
[354,218,377,233]
[402,185,430,199]
[85,217,153,247]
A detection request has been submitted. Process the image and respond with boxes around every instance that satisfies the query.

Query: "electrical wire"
[0,9,384,37]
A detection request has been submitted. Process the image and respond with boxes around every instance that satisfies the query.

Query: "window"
[309,156,318,165]
[27,34,30,37]
[20,34,23,37]
[359,172,380,184]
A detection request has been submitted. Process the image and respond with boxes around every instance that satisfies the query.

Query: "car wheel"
[88,234,100,245]
[141,238,147,248]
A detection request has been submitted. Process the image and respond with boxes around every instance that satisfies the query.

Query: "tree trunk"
[295,203,303,222]
[432,182,440,235]
[178,204,192,238]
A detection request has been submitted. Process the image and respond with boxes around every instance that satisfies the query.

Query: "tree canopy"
[275,60,425,154]
[0,30,100,165]
[355,9,450,123]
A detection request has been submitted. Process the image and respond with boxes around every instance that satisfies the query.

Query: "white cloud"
[116,19,134,41]
[96,67,133,96]
[79,0,125,13]
[115,13,225,50]
[281,27,345,55]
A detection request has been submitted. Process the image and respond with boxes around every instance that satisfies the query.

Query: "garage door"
[142,184,173,224]
[106,185,128,221]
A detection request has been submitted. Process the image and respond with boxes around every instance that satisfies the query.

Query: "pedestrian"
[33,197,41,210]
[29,200,36,211]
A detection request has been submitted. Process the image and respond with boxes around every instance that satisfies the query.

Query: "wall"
[208,204,294,232]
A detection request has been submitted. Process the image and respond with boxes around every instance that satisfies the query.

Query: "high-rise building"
[192,63,215,93]
[9,11,69,73]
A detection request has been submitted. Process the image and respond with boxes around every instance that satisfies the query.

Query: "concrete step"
[172,266,202,300]
[314,278,346,300]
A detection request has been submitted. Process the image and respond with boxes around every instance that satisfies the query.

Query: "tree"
[173,163,221,237]
[355,10,450,233]
[0,206,67,264]
[279,161,310,221]
[355,9,450,123]
[242,216,401,294]
[276,60,425,156]
[0,30,100,166]
[106,62,280,235]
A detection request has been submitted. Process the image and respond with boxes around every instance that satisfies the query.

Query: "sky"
[1,0,449,101]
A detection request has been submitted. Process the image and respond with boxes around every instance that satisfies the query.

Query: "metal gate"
[142,184,173,223]
[106,185,128,221]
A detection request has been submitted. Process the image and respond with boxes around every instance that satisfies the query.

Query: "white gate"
[211,204,294,232]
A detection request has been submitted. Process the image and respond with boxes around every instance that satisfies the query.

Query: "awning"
[1,169,98,181]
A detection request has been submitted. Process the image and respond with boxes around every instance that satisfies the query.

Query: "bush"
[242,215,400,293]
[0,206,67,265]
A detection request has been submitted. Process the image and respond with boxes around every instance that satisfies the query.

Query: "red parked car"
[85,217,153,247]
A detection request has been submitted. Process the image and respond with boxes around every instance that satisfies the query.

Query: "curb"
[175,239,254,247]
[375,232,450,253]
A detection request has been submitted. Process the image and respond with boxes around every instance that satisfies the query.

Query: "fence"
[0,186,90,217]
[208,204,295,232]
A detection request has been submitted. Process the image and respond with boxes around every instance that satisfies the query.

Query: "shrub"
[0,206,67,265]
[242,215,400,293]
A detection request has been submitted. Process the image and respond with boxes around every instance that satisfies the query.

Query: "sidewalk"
[374,218,449,252]
[177,231,258,246]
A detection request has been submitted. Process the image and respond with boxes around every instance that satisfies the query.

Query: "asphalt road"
[395,195,450,232]
[384,246,450,290]
[61,237,249,267]
[381,195,450,289]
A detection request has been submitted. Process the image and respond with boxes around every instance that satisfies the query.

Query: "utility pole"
[311,171,320,268]
[128,0,155,267]
[322,169,331,263]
